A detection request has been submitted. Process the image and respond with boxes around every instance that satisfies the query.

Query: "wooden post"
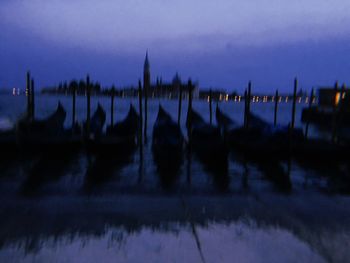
[31,78,35,120]
[209,89,213,125]
[72,84,76,130]
[246,81,252,128]
[26,71,31,119]
[243,89,248,128]
[186,79,193,185]
[291,78,297,130]
[187,79,193,141]
[337,83,346,136]
[138,80,143,145]
[304,88,314,138]
[331,81,339,143]
[274,89,279,126]
[86,74,91,136]
[340,83,346,111]
[110,87,115,127]
[144,80,148,143]
[177,85,182,126]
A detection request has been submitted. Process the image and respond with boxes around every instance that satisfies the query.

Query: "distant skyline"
[1,0,350,92]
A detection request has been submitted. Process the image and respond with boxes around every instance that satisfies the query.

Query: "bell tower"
[143,51,150,91]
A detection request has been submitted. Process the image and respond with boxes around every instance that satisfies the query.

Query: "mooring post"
[186,79,193,185]
[72,84,76,131]
[86,74,91,136]
[31,78,35,120]
[144,80,148,143]
[340,84,346,109]
[304,88,314,139]
[337,83,346,136]
[274,89,279,126]
[26,71,31,119]
[247,81,252,128]
[138,80,143,145]
[209,89,213,125]
[187,79,193,141]
[110,87,115,127]
[291,78,298,130]
[243,89,248,128]
[331,81,339,143]
[177,85,182,126]
[338,83,346,114]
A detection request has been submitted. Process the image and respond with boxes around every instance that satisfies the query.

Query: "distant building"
[318,86,349,109]
[142,53,199,99]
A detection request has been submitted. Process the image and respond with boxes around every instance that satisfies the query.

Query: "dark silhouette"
[186,108,229,192]
[152,105,184,190]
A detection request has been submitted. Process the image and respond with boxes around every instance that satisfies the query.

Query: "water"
[0,94,349,262]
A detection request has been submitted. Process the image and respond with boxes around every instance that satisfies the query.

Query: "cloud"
[1,0,350,54]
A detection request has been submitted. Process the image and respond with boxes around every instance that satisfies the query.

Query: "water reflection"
[152,142,183,191]
[0,220,341,263]
[21,151,80,196]
[1,95,350,262]
[83,150,135,194]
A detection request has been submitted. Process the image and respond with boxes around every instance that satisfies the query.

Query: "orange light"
[335,92,341,106]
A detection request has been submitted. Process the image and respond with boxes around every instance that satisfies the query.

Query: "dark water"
[0,94,349,262]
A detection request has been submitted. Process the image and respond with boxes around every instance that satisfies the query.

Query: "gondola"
[16,102,80,152]
[187,108,223,146]
[215,105,238,132]
[216,106,292,191]
[187,108,227,158]
[216,106,347,163]
[0,128,18,158]
[17,102,66,135]
[106,104,139,138]
[186,108,228,187]
[216,106,304,160]
[87,104,140,154]
[85,103,106,138]
[152,105,184,189]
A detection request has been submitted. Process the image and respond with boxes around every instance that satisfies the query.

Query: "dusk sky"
[1,0,350,92]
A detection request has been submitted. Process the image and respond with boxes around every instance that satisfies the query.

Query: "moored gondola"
[187,108,225,152]
[84,103,106,138]
[87,104,140,154]
[187,108,228,185]
[106,104,139,138]
[0,128,18,157]
[152,105,184,189]
[17,102,66,135]
[16,102,81,152]
[215,106,348,163]
[216,107,303,160]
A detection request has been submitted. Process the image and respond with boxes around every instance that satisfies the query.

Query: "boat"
[0,128,18,157]
[301,87,350,128]
[186,108,228,183]
[216,107,304,160]
[87,104,140,154]
[17,102,66,135]
[85,103,106,138]
[16,102,81,152]
[216,107,349,164]
[187,108,223,144]
[106,104,139,138]
[152,105,184,188]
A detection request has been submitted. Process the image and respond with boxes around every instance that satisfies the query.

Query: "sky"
[1,0,350,92]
